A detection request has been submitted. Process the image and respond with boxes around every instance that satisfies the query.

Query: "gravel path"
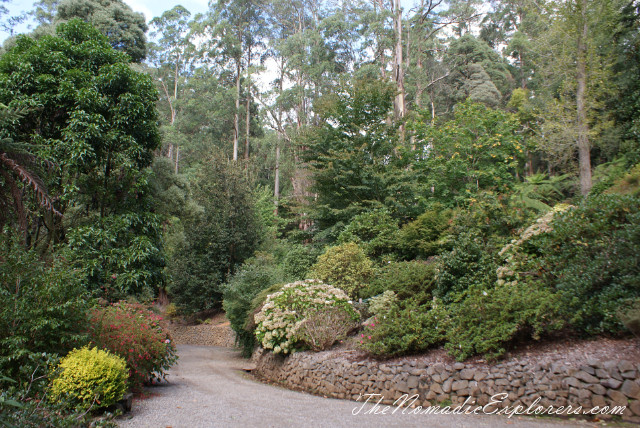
[116,345,602,428]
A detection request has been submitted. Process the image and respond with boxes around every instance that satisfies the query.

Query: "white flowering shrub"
[254,279,360,354]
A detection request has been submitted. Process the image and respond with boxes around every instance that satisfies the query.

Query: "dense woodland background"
[1,0,640,422]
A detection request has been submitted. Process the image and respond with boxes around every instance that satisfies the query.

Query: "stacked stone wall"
[253,348,640,422]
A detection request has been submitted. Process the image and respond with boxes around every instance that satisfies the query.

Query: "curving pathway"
[117,345,602,428]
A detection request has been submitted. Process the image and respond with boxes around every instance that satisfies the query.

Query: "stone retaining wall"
[252,348,640,422]
[168,322,236,347]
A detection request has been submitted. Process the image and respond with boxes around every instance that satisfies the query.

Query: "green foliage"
[66,212,165,301]
[604,163,640,197]
[361,300,448,358]
[434,232,499,303]
[1,383,86,428]
[167,155,262,313]
[337,209,399,260]
[363,261,436,304]
[310,242,374,299]
[413,101,523,206]
[0,19,160,248]
[305,78,421,232]
[0,232,89,384]
[49,347,127,410]
[87,302,177,391]
[254,280,359,354]
[511,173,571,212]
[280,243,320,281]
[396,205,453,259]
[531,194,640,334]
[57,0,148,62]
[222,254,285,357]
[445,281,563,361]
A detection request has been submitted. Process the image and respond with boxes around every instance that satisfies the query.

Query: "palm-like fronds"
[0,104,62,234]
[512,173,572,212]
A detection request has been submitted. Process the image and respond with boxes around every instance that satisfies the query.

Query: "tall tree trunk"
[393,0,405,122]
[233,59,241,161]
[175,145,180,174]
[576,0,592,196]
[245,46,251,160]
[274,140,280,215]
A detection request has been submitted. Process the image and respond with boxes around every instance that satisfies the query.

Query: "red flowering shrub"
[87,302,178,390]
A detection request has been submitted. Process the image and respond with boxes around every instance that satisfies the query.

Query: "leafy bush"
[531,194,640,334]
[618,299,640,337]
[444,281,563,361]
[396,205,453,259]
[361,300,448,358]
[337,209,399,259]
[254,280,359,354]
[1,383,86,428]
[0,232,89,385]
[363,261,436,303]
[67,212,165,301]
[87,302,177,390]
[222,255,285,357]
[434,232,499,303]
[281,244,320,280]
[310,242,374,299]
[49,347,128,411]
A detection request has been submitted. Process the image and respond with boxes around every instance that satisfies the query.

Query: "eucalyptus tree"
[533,0,626,195]
[149,5,195,172]
[207,0,267,161]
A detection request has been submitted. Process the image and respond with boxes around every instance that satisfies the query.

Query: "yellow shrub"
[49,347,128,410]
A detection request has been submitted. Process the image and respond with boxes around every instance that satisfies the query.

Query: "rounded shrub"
[530,194,640,334]
[49,347,127,410]
[361,300,449,358]
[396,205,453,259]
[87,302,177,391]
[254,279,359,354]
[337,209,399,259]
[310,242,374,299]
[362,261,436,303]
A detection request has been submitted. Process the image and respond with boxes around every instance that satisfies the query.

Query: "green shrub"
[363,261,436,303]
[254,280,359,354]
[361,300,448,358]
[310,242,374,299]
[531,194,640,334]
[88,302,177,391]
[1,378,96,428]
[603,162,640,197]
[444,281,563,361]
[434,232,499,303]
[0,232,89,386]
[396,205,453,259]
[50,347,127,410]
[222,255,285,357]
[66,212,165,302]
[281,244,320,280]
[337,209,399,259]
